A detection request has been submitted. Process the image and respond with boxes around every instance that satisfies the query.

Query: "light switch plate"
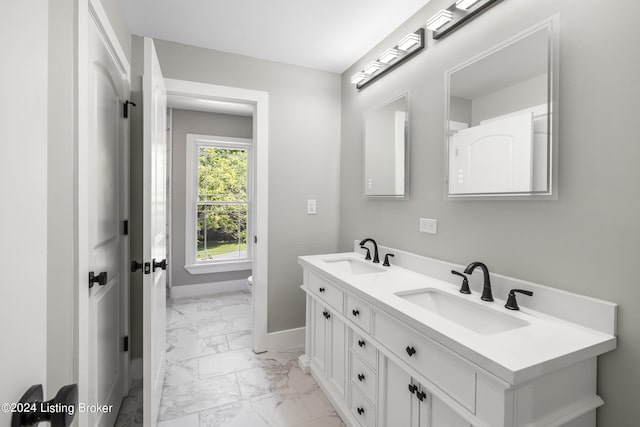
[307,199,317,215]
[419,218,437,234]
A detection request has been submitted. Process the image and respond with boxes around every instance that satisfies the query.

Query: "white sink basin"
[395,288,529,335]
[323,258,385,275]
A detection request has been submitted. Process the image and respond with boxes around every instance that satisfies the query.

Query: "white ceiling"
[118,0,431,73]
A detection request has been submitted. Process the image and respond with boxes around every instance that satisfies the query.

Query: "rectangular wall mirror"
[445,17,558,198]
[364,93,409,198]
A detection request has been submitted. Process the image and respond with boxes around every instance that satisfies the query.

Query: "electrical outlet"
[307,199,317,215]
[419,218,437,234]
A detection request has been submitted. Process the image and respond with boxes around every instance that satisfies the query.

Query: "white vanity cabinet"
[301,271,474,427]
[308,282,347,400]
[299,258,614,427]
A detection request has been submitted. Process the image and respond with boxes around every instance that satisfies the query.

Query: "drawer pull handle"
[358,373,365,382]
[408,384,417,394]
[358,340,366,348]
[319,287,325,293]
[406,346,416,357]
[352,309,360,316]
[416,390,427,402]
[357,407,365,415]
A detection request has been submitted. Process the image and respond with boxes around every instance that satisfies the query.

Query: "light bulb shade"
[426,10,453,31]
[397,32,421,51]
[364,61,384,75]
[455,0,481,10]
[379,48,400,64]
[351,72,368,85]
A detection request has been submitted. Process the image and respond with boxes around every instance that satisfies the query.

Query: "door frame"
[76,1,131,424]
[164,78,269,353]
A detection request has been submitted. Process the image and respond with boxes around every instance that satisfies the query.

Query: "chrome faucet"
[464,262,494,302]
[359,238,380,263]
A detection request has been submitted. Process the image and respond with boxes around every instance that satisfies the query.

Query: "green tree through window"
[196,146,248,260]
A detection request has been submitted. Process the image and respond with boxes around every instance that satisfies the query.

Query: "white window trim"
[185,133,253,274]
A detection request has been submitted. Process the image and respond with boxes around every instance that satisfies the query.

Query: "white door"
[449,111,534,194]
[142,37,168,427]
[86,13,127,427]
[310,301,327,374]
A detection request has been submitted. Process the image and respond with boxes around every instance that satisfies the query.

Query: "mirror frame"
[444,15,559,199]
[363,92,411,199]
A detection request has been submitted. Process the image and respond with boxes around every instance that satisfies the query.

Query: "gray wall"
[130,36,342,336]
[170,109,253,287]
[339,0,640,425]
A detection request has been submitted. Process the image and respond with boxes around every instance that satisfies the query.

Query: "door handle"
[416,390,427,401]
[88,271,107,288]
[152,258,167,271]
[12,383,78,427]
[131,260,143,272]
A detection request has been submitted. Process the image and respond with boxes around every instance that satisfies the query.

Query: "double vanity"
[298,243,616,427]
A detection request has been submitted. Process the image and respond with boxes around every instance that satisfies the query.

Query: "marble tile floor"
[115,291,345,427]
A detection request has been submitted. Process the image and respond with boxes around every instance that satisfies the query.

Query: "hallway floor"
[115,291,345,427]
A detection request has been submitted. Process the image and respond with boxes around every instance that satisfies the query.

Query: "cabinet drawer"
[351,331,377,370]
[308,273,343,313]
[351,352,377,404]
[350,383,376,427]
[373,311,476,412]
[346,294,372,333]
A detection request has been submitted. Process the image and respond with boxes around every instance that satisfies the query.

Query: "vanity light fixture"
[363,61,384,75]
[427,0,502,40]
[426,10,453,31]
[350,72,369,85]
[455,0,481,10]
[379,48,400,64]
[397,32,422,51]
[351,28,425,91]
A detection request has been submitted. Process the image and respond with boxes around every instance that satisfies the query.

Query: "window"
[185,134,253,274]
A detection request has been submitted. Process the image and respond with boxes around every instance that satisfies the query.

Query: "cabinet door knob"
[406,346,416,357]
[416,390,427,401]
[352,309,360,316]
[358,340,365,348]
[319,287,325,293]
[358,373,365,382]
[357,407,365,415]
[408,384,417,394]
[322,310,330,319]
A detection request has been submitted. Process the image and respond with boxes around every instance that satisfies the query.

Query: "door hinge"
[123,220,129,235]
[123,100,136,118]
[123,336,129,352]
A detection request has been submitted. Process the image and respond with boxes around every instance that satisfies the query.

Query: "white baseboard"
[130,357,142,381]
[266,327,305,351]
[170,279,249,299]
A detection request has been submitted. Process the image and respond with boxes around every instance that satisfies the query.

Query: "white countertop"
[299,252,617,385]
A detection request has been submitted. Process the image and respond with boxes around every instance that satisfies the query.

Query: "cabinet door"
[327,312,346,398]
[310,300,326,374]
[380,355,416,427]
[429,394,472,427]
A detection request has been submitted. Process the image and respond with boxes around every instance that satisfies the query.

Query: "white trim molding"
[170,279,249,299]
